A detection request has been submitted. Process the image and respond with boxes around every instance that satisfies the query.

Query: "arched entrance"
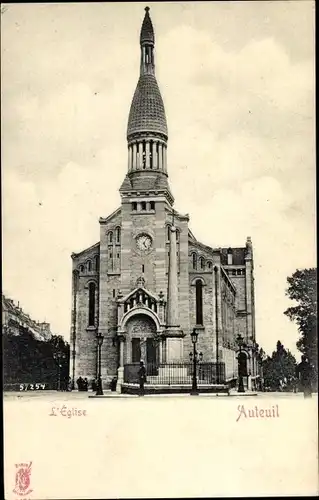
[126,314,158,369]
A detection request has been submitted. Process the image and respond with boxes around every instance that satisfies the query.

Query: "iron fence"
[124,362,226,385]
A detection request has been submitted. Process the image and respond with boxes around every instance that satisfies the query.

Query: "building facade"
[70,7,258,390]
[2,294,52,342]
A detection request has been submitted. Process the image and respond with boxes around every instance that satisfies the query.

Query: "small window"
[109,253,112,259]
[132,202,137,211]
[167,226,171,241]
[116,227,121,243]
[200,257,205,270]
[113,289,116,298]
[192,253,197,270]
[207,261,212,269]
[108,231,113,244]
[141,201,146,210]
[80,265,84,273]
[142,265,145,273]
[117,253,120,259]
[150,201,155,210]
[87,260,92,272]
[94,255,99,271]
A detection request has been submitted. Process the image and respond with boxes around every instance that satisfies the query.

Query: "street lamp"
[96,333,104,396]
[53,352,66,391]
[236,333,245,393]
[189,328,203,396]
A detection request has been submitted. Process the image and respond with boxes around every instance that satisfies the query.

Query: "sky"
[2,1,316,357]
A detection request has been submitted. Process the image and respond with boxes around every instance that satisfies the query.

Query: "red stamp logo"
[13,461,33,496]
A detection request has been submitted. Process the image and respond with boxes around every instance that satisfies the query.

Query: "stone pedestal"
[166,337,183,362]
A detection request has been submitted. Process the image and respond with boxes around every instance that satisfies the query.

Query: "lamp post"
[53,352,66,391]
[236,333,245,393]
[96,333,104,396]
[189,328,203,396]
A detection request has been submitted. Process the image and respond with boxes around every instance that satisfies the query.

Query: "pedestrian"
[91,378,97,392]
[67,377,73,391]
[296,355,313,398]
[84,378,88,391]
[76,376,83,391]
[138,359,147,396]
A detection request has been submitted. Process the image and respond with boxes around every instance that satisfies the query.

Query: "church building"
[70,7,258,392]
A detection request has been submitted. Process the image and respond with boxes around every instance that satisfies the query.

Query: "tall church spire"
[140,7,155,70]
[124,6,171,196]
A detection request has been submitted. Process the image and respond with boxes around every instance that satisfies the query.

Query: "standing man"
[296,355,313,398]
[138,360,147,396]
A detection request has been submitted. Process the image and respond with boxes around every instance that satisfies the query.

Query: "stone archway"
[126,314,158,368]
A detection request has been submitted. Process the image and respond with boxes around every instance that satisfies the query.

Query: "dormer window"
[227,248,233,265]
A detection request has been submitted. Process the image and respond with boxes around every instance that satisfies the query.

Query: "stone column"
[145,141,150,168]
[245,237,253,343]
[153,142,157,169]
[158,143,163,171]
[128,145,131,172]
[132,143,137,170]
[138,142,143,169]
[163,145,167,173]
[166,226,179,329]
[116,337,125,393]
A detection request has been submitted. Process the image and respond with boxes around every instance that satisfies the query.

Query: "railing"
[123,362,226,385]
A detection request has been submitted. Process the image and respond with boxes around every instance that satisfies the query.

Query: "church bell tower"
[120,6,174,204]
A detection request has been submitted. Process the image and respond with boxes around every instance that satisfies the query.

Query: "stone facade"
[70,8,258,388]
[2,294,52,341]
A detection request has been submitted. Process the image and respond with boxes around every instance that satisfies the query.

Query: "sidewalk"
[89,390,258,398]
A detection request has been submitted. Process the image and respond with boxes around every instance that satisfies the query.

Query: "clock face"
[136,234,152,252]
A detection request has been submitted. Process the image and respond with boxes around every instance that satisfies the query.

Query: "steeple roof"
[127,7,168,139]
[127,74,168,138]
[140,6,154,45]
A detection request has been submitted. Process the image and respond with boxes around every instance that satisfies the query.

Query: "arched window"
[192,253,197,270]
[88,282,96,326]
[116,227,121,244]
[207,261,212,269]
[80,265,84,273]
[167,225,171,241]
[94,255,99,271]
[195,279,203,325]
[108,231,113,244]
[200,257,205,270]
[87,260,92,272]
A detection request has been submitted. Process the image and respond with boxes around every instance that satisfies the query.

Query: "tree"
[284,268,317,379]
[262,340,297,391]
[3,327,70,388]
